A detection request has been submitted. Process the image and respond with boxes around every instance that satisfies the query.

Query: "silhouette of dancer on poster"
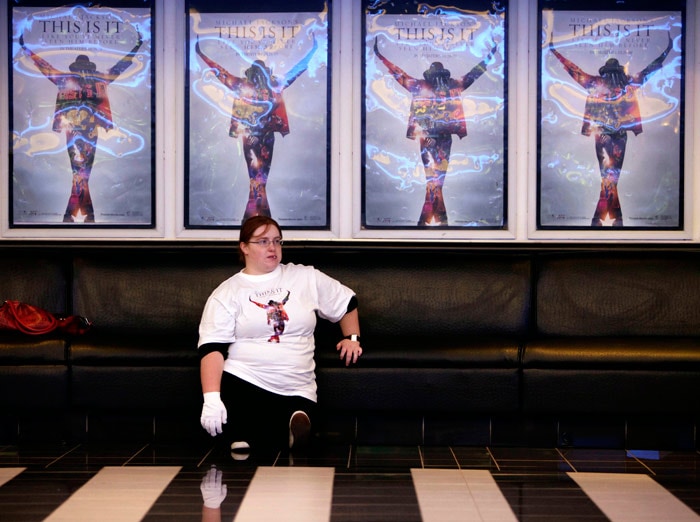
[374,36,497,226]
[549,33,673,227]
[195,37,318,223]
[19,30,143,223]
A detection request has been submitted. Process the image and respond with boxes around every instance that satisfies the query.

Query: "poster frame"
[183,0,332,231]
[7,0,156,230]
[359,0,509,235]
[535,0,686,234]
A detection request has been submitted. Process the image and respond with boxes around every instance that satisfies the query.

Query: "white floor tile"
[0,467,25,487]
[234,467,335,522]
[569,472,700,522]
[412,468,518,522]
[43,466,181,522]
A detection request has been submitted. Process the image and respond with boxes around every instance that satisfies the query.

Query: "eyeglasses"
[248,238,284,247]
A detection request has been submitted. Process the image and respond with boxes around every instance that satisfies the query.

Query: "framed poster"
[538,0,685,230]
[9,1,154,227]
[362,0,507,230]
[185,0,330,229]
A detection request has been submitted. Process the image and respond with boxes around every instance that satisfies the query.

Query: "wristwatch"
[344,334,361,342]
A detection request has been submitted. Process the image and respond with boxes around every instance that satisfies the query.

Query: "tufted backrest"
[0,253,69,315]
[72,250,236,337]
[286,248,532,339]
[536,252,700,337]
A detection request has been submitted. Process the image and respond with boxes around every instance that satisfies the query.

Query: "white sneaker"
[230,441,251,461]
[289,411,311,449]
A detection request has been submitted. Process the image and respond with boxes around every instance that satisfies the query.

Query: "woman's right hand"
[201,391,227,436]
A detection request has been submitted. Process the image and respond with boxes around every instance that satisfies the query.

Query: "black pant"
[220,371,316,453]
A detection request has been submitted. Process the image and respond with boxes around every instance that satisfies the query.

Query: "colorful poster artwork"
[539,9,683,229]
[363,4,506,229]
[187,10,329,229]
[10,3,153,227]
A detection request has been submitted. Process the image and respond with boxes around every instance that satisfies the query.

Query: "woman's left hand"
[336,339,362,367]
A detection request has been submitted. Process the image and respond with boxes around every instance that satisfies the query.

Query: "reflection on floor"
[0,442,699,521]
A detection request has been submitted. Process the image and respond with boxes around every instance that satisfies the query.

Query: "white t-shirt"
[198,263,355,402]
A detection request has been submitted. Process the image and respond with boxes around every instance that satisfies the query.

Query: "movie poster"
[186,3,330,229]
[363,0,506,229]
[10,1,154,227]
[538,4,684,230]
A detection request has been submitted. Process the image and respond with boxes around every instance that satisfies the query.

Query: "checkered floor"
[1,442,699,521]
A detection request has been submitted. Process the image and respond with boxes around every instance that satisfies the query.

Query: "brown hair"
[238,216,282,263]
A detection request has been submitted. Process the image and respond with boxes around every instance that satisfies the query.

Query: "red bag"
[0,300,91,335]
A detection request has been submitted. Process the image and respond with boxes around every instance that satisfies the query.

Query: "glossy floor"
[0,442,699,521]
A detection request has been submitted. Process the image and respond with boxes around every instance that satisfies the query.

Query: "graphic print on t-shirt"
[248,289,290,343]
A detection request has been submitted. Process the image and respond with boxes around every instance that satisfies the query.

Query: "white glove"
[201,391,227,437]
[200,466,227,509]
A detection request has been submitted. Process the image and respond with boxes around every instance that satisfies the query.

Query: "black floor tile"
[495,475,610,521]
[332,472,421,522]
